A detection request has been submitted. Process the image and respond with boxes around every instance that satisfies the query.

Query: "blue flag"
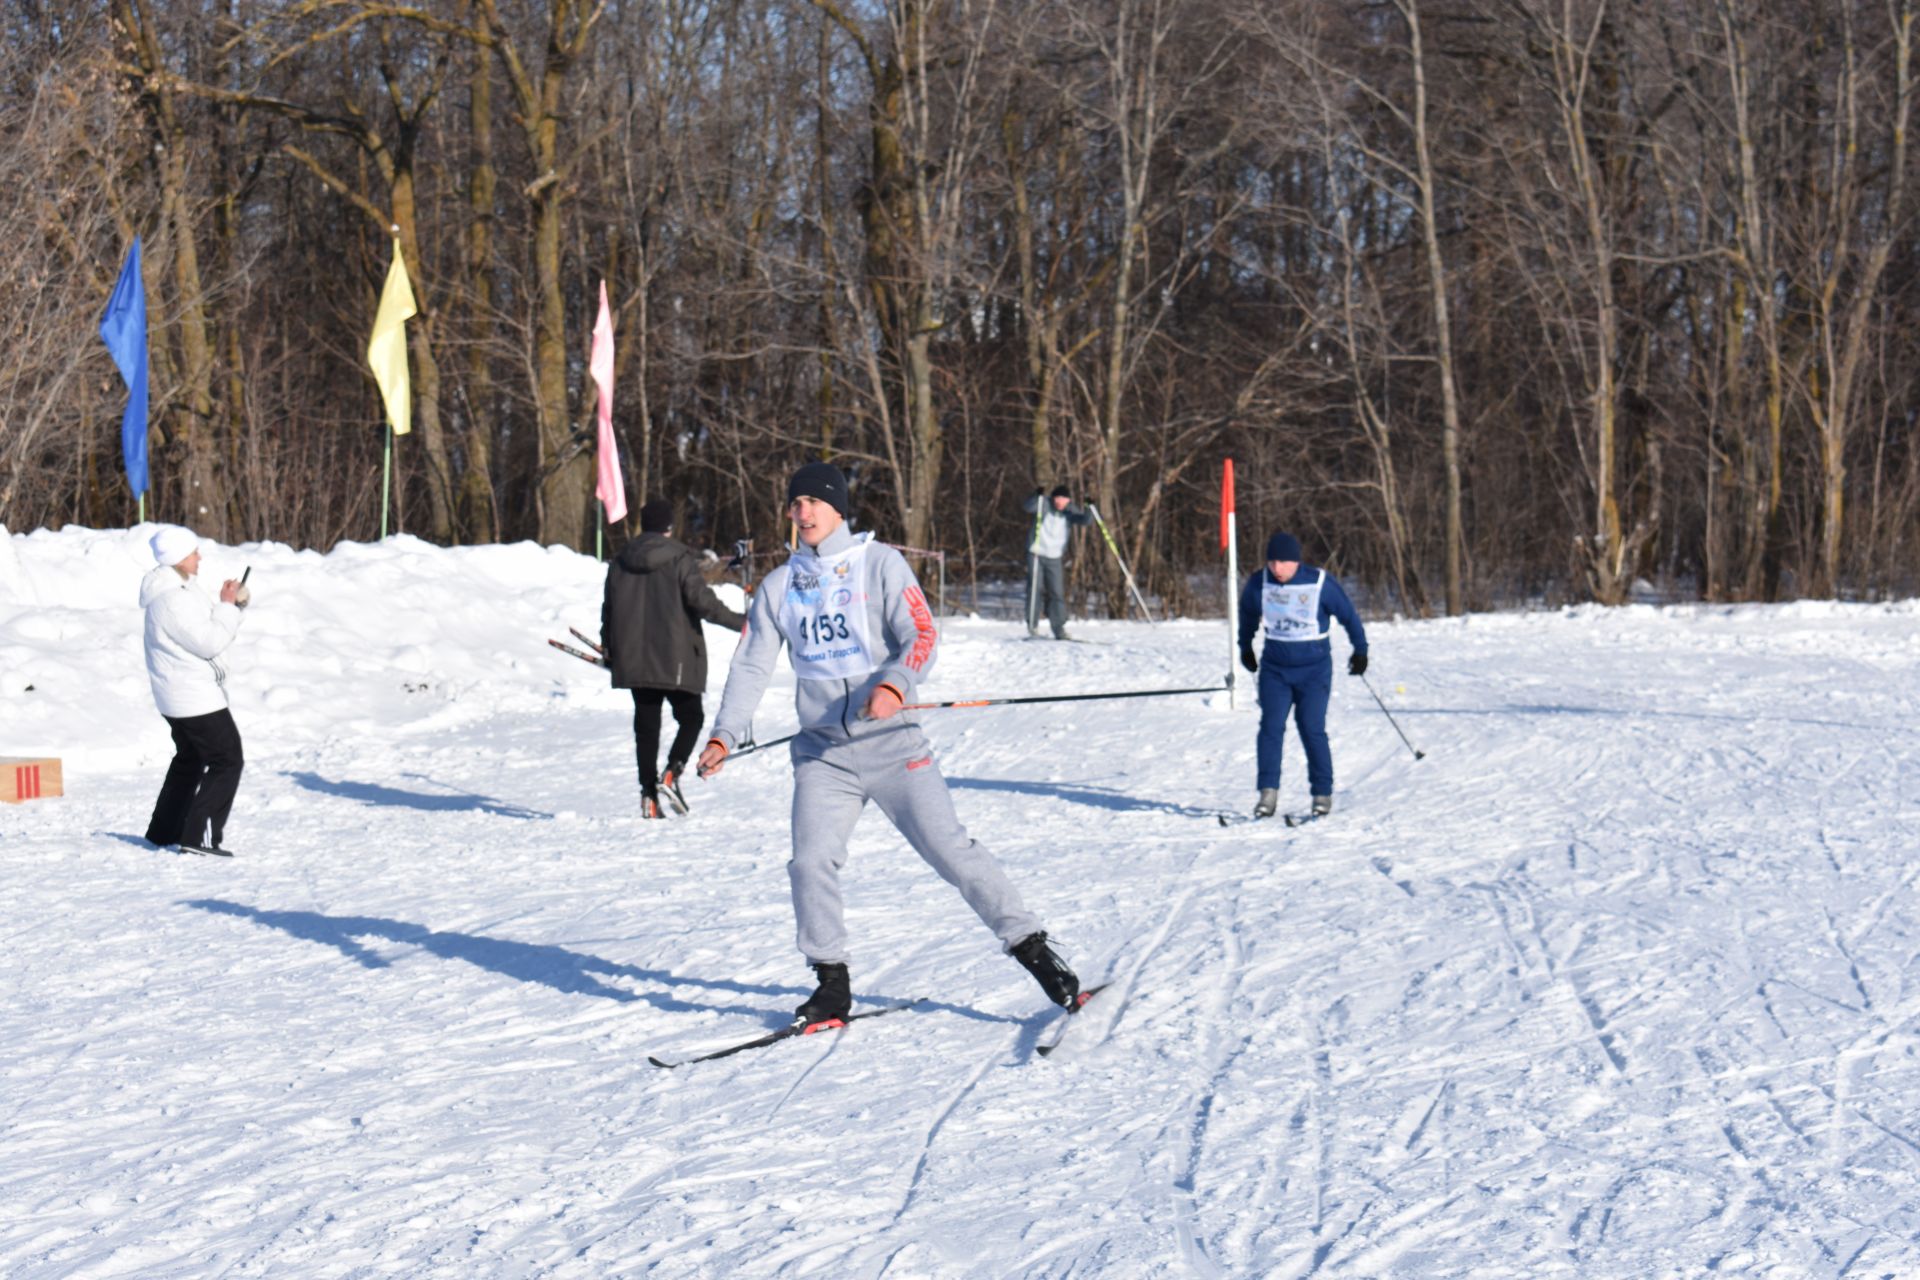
[99,239,149,499]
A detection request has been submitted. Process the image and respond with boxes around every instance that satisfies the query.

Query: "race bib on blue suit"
[1262,574,1328,643]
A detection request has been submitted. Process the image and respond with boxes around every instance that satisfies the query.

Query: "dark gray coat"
[601,533,746,693]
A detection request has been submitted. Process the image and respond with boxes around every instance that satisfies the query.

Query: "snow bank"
[0,525,747,770]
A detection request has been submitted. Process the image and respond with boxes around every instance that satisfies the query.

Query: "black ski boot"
[795,963,851,1025]
[1011,933,1081,1010]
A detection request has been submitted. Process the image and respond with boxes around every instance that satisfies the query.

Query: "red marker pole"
[1222,458,1240,710]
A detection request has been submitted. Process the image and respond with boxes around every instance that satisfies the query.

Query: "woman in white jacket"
[141,526,247,856]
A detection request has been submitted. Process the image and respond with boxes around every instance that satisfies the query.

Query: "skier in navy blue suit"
[1237,531,1368,820]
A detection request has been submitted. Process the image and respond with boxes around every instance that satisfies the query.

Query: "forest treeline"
[2,0,1915,613]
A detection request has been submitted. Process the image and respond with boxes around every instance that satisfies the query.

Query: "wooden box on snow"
[0,757,63,803]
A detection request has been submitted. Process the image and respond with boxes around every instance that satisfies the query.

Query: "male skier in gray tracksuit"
[1021,484,1094,639]
[697,461,1083,1027]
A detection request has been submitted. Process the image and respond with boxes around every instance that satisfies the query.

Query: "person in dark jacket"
[1236,531,1369,820]
[602,499,747,817]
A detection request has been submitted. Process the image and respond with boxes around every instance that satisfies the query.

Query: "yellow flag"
[366,238,416,436]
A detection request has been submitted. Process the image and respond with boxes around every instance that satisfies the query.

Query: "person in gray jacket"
[697,462,1083,1026]
[1021,484,1094,639]
[602,498,746,818]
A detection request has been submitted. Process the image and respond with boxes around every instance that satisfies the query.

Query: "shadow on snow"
[282,770,553,820]
[947,775,1219,819]
[179,898,1006,1026]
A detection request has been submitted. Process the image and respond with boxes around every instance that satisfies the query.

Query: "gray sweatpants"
[1027,554,1069,638]
[788,723,1043,965]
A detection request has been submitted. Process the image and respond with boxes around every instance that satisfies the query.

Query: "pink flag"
[591,281,627,524]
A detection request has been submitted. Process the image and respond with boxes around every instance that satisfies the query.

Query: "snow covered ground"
[3,524,1918,1279]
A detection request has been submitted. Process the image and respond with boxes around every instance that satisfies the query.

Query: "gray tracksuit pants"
[1028,554,1069,638]
[789,723,1042,965]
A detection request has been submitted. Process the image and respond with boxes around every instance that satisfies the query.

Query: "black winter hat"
[1050,484,1071,500]
[639,499,674,533]
[1265,531,1303,562]
[788,461,851,516]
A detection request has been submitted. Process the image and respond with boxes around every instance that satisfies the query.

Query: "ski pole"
[1087,504,1155,624]
[697,731,799,777]
[1026,491,1046,635]
[901,682,1225,711]
[1026,551,1040,636]
[1359,673,1425,760]
[728,732,798,760]
[704,684,1228,777]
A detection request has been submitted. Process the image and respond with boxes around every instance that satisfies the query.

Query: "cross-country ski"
[647,998,925,1069]
[1035,983,1112,1058]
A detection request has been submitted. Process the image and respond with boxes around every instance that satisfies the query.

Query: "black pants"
[146,707,245,848]
[633,688,704,791]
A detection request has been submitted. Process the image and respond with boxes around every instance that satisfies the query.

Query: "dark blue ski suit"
[1237,565,1368,796]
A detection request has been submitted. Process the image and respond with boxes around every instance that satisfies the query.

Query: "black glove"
[1348,652,1368,677]
[1240,644,1258,674]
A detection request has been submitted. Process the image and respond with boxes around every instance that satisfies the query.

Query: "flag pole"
[380,421,393,540]
[1222,458,1239,710]
[597,500,605,562]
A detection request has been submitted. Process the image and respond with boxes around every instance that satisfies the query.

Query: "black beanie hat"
[1050,484,1071,500]
[639,499,673,533]
[1265,531,1303,562]
[788,461,851,516]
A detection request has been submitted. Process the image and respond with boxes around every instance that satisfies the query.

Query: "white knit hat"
[150,526,200,567]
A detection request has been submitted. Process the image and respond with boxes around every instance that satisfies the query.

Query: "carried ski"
[548,638,605,668]
[1036,983,1111,1058]
[647,998,925,1069]
[548,627,608,668]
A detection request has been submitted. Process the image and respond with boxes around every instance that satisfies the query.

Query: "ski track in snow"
[4,526,1920,1276]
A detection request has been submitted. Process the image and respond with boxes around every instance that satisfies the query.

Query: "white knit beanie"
[150,526,200,568]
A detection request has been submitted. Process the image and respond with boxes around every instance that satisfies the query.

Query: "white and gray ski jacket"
[709,525,938,750]
[139,565,242,718]
[1021,492,1095,559]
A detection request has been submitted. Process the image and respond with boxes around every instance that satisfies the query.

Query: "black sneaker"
[640,787,663,820]
[659,766,689,816]
[795,962,851,1025]
[180,841,233,858]
[1010,932,1081,1009]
